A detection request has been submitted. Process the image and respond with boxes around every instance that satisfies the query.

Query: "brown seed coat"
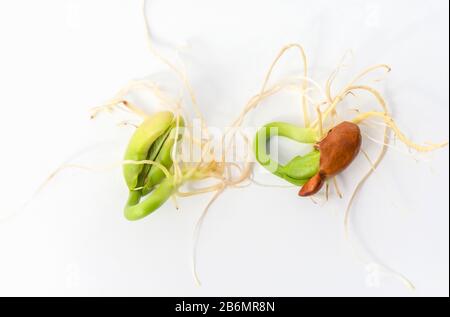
[299,121,362,197]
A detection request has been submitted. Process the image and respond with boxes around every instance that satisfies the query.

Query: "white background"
[0,0,448,297]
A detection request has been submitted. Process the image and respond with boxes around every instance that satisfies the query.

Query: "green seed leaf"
[123,111,174,190]
[142,117,185,195]
[282,150,320,180]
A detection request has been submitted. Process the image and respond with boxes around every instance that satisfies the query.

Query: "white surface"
[0,0,448,297]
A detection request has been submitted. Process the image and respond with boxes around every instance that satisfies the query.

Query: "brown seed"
[299,121,362,197]
[299,173,324,196]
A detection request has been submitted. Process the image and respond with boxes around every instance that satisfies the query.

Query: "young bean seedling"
[246,44,448,288]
